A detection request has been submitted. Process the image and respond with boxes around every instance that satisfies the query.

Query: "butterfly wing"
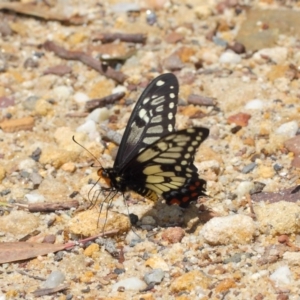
[114,73,179,170]
[122,127,209,207]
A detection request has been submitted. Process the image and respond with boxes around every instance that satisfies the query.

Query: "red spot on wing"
[182,196,190,202]
[170,198,181,205]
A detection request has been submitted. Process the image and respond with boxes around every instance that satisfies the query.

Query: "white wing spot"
[143,165,163,175]
[156,79,165,87]
[154,158,176,164]
[181,160,187,165]
[168,124,173,132]
[151,96,165,105]
[165,134,175,141]
[184,153,191,159]
[138,108,150,123]
[187,128,195,133]
[169,102,175,109]
[187,146,194,152]
[160,152,181,159]
[143,136,159,145]
[156,105,164,112]
[147,175,164,183]
[192,141,198,146]
[143,97,150,104]
[168,112,173,120]
[175,166,182,172]
[152,115,162,123]
[146,125,163,134]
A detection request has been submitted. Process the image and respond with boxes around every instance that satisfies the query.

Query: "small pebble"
[29,172,43,186]
[42,270,65,289]
[18,158,36,170]
[249,182,266,194]
[86,107,110,123]
[162,227,185,243]
[245,99,264,110]
[146,10,157,25]
[111,3,140,13]
[200,214,256,245]
[73,92,89,103]
[253,47,288,64]
[227,112,251,127]
[241,162,257,174]
[144,268,164,285]
[219,51,241,64]
[112,277,147,292]
[23,57,39,69]
[273,163,283,172]
[276,121,298,138]
[270,266,291,286]
[140,216,156,226]
[24,192,45,203]
[52,85,73,101]
[76,120,97,135]
[236,181,254,197]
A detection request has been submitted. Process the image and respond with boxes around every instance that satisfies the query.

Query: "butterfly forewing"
[114,73,179,169]
[121,127,209,207]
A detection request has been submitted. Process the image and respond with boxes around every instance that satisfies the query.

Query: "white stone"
[200,214,255,245]
[86,107,110,123]
[76,120,97,135]
[112,85,127,94]
[245,99,264,110]
[73,92,89,103]
[253,47,288,64]
[283,251,300,265]
[236,181,254,198]
[52,85,72,101]
[275,121,298,138]
[270,265,291,286]
[219,51,241,64]
[112,277,147,292]
[141,215,156,225]
[42,270,65,289]
[254,201,300,235]
[18,158,37,171]
[24,192,45,203]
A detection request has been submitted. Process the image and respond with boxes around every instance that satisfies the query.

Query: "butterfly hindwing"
[99,73,209,208]
[114,73,179,169]
[121,127,209,207]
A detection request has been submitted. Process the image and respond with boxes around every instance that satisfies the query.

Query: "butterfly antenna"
[72,135,103,168]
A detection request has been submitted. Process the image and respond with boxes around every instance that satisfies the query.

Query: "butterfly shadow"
[135,198,213,234]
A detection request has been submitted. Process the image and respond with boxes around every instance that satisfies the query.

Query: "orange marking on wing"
[189,185,197,191]
[170,198,181,205]
[182,196,190,202]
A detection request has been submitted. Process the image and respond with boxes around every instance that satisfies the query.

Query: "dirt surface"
[1,0,300,299]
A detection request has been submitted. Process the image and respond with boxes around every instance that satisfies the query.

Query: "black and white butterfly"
[99,73,209,207]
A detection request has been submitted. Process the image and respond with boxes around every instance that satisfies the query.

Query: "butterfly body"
[99,73,209,207]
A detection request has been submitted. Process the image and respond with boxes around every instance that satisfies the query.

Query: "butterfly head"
[97,168,112,188]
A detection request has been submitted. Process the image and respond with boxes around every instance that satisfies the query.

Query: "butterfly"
[98,73,209,208]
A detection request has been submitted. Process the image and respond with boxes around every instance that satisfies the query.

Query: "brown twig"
[93,32,146,44]
[85,92,125,112]
[32,284,70,297]
[28,200,79,212]
[43,41,127,84]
